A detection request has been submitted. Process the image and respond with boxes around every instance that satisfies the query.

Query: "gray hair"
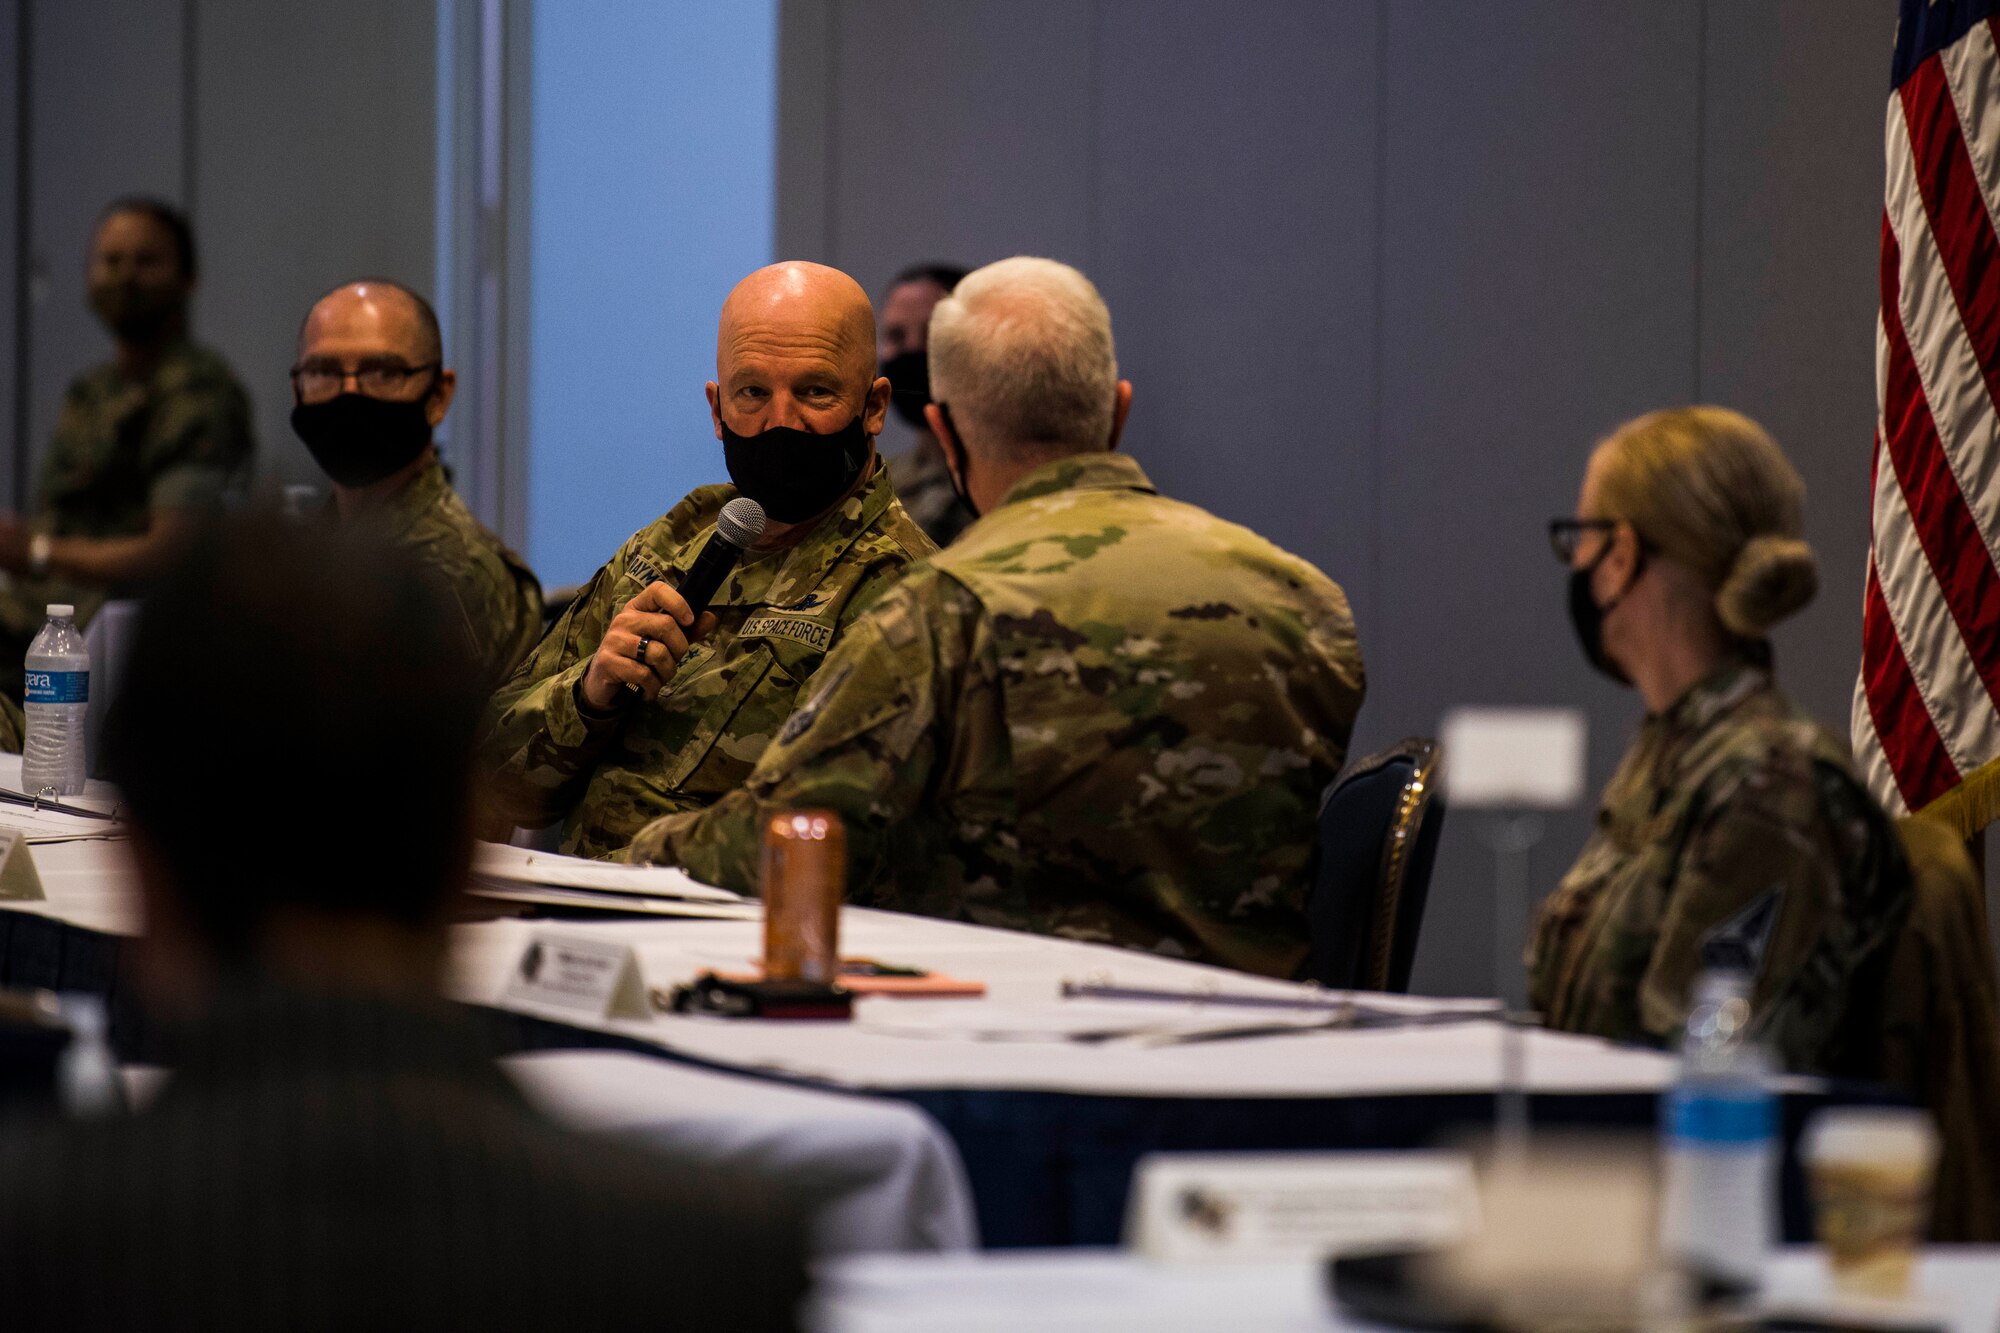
[927,256,1118,458]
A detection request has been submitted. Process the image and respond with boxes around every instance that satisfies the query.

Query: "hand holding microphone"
[580,497,768,711]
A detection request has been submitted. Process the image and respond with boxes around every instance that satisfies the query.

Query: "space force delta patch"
[739,613,833,650]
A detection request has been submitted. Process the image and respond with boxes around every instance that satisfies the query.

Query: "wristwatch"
[27,532,51,579]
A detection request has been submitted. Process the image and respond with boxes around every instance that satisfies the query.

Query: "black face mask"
[89,279,182,343]
[882,349,931,429]
[720,409,871,524]
[933,402,980,521]
[291,393,435,488]
[1568,541,1643,686]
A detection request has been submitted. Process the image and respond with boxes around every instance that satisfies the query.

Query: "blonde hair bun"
[1716,534,1818,637]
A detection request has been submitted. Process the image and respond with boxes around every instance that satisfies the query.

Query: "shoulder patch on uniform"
[875,598,917,648]
[626,552,667,587]
[1697,884,1783,976]
[779,665,851,745]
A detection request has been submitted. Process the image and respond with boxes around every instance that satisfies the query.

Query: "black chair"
[1304,737,1446,992]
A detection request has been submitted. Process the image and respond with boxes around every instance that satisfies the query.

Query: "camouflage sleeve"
[1299,579,1367,772]
[0,693,21,753]
[1635,749,1840,1063]
[142,375,254,511]
[475,540,635,829]
[623,574,966,894]
[406,530,545,694]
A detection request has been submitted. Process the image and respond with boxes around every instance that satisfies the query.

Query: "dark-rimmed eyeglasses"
[1547,517,1619,563]
[289,358,439,403]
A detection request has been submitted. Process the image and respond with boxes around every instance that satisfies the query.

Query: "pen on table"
[1060,980,1506,1019]
[1059,980,1356,1011]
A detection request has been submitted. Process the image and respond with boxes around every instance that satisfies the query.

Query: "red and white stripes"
[1855,16,2000,834]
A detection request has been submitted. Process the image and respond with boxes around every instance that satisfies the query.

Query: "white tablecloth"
[806,1247,2000,1333]
[504,1050,975,1253]
[453,912,1680,1099]
[121,1051,978,1256]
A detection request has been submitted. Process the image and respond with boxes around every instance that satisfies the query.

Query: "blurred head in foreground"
[105,513,482,1008]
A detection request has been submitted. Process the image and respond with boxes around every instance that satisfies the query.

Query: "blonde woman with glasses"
[1530,406,1911,1074]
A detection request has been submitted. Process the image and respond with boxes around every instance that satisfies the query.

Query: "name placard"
[501,931,650,1021]
[0,829,45,901]
[1125,1151,1478,1264]
[1440,707,1587,810]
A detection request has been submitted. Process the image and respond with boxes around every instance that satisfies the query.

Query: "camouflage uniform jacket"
[346,459,542,693]
[0,340,253,646]
[627,452,1368,979]
[479,464,934,859]
[886,438,973,547]
[1527,660,1912,1074]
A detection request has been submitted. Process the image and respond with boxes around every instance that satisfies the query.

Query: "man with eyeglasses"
[0,197,253,715]
[291,279,542,689]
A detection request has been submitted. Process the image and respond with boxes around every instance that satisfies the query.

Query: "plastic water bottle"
[56,993,121,1119]
[1658,963,1777,1289]
[22,603,89,797]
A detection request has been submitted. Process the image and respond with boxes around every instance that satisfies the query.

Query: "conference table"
[0,763,1856,1250]
[808,1248,2000,1332]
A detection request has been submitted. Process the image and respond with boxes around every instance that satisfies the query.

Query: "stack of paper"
[468,842,758,920]
[0,788,125,844]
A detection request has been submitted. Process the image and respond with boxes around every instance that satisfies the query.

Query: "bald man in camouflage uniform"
[627,258,1366,978]
[294,280,541,691]
[479,263,933,859]
[1528,658,1911,1074]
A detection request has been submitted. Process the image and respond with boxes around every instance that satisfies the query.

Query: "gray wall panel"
[1698,0,1893,737]
[1092,0,1379,630]
[191,0,437,489]
[815,0,1095,463]
[1375,3,1702,998]
[0,0,21,509]
[23,0,184,493]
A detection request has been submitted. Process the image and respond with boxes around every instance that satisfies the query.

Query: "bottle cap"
[45,604,73,619]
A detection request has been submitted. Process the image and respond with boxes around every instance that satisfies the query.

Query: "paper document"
[467,881,760,921]
[471,841,746,903]
[0,803,127,844]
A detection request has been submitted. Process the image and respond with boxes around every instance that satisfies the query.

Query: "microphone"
[674,496,767,616]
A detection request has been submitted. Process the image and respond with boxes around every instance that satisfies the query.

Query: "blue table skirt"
[2,910,1861,1250]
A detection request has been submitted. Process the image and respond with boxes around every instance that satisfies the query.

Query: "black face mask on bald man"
[719,410,871,524]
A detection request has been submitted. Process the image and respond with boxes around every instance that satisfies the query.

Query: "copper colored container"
[761,809,846,982]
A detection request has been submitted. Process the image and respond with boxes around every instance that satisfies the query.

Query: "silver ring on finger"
[634,636,651,665]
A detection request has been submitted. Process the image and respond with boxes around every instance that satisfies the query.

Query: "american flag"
[1855,0,2000,839]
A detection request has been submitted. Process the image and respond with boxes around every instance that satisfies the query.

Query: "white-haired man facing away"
[625,256,1366,979]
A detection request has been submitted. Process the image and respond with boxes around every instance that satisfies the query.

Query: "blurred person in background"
[292,278,542,690]
[0,197,252,706]
[879,262,975,546]
[1531,407,1913,1074]
[479,261,933,859]
[0,515,807,1331]
[626,257,1366,979]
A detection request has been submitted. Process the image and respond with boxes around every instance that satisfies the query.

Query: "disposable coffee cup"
[1801,1107,1938,1301]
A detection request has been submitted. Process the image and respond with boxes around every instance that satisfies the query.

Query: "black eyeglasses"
[1547,517,1619,563]
[290,358,440,403]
